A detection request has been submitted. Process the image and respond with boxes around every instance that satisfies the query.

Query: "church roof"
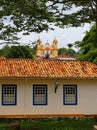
[0,58,97,79]
[56,53,76,60]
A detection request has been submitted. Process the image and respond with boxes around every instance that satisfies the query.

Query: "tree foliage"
[74,25,97,63]
[0,0,54,43]
[0,45,35,59]
[0,0,97,44]
[50,0,97,29]
[58,47,76,56]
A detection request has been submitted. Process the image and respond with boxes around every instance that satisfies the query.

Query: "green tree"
[1,0,97,43]
[67,43,73,49]
[74,25,97,63]
[53,0,97,45]
[0,45,10,57]
[0,0,54,43]
[58,48,67,55]
[50,0,97,30]
[0,45,35,58]
[58,47,76,56]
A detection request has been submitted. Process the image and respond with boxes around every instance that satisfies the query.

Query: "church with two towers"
[36,38,58,58]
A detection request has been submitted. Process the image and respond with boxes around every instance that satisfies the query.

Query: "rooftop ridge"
[0,58,96,79]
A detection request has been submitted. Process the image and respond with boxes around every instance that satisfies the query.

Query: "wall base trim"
[0,114,97,118]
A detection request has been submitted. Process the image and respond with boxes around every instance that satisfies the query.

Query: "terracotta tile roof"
[0,58,97,79]
[56,53,76,60]
[56,53,76,58]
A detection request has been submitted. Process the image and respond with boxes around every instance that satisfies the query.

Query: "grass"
[20,117,97,130]
[0,117,97,130]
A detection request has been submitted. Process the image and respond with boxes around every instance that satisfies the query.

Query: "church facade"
[36,38,58,58]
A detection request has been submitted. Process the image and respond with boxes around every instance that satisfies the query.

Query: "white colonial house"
[0,58,97,118]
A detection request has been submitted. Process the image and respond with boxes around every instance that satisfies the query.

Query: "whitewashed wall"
[0,78,97,116]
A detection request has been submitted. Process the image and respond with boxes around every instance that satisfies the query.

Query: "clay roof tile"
[0,59,97,79]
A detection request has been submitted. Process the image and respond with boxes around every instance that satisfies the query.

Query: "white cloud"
[18,23,90,49]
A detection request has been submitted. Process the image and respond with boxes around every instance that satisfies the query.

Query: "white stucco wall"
[0,78,97,116]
